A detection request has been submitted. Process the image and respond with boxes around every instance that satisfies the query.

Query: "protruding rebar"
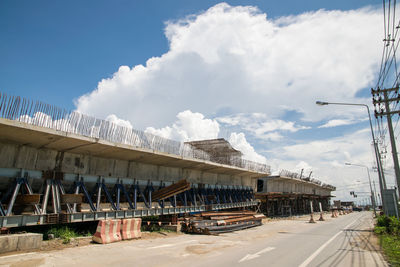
[0,92,272,174]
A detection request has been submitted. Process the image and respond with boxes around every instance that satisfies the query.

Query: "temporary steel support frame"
[1,176,41,216]
[41,179,74,214]
[0,170,257,227]
[0,201,259,228]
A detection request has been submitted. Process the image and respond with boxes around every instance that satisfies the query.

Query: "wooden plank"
[16,194,41,205]
[60,194,83,204]
[152,179,191,200]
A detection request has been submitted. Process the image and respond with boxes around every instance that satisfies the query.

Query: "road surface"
[0,211,387,267]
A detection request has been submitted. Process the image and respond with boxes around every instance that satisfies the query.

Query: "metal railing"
[0,93,271,173]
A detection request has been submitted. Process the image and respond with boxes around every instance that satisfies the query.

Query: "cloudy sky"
[1,0,395,202]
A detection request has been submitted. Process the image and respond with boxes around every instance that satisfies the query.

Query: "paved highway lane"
[179,211,386,267]
[237,211,386,267]
[0,212,387,267]
[302,212,387,267]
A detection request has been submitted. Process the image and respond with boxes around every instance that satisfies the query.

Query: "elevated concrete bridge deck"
[0,118,267,178]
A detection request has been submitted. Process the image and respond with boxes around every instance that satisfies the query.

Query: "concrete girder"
[0,119,269,183]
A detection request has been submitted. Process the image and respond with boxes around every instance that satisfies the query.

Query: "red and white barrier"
[121,218,142,240]
[92,219,122,244]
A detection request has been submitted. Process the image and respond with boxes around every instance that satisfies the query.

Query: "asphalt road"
[202,211,388,267]
[0,211,388,267]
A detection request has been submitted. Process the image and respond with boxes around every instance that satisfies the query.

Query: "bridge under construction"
[0,93,335,228]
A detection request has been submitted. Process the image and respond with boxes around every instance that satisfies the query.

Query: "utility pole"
[373,180,379,206]
[372,86,400,198]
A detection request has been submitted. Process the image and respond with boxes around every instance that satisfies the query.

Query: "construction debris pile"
[183,211,265,234]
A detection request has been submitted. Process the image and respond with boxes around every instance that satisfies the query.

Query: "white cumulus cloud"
[71,3,386,198]
[229,132,267,163]
[105,114,133,128]
[217,113,310,140]
[75,3,382,129]
[318,119,356,128]
[145,110,219,141]
[267,128,387,200]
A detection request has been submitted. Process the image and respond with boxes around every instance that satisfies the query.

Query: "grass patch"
[44,223,97,243]
[375,215,400,266]
[47,226,78,244]
[142,223,174,233]
[379,234,400,266]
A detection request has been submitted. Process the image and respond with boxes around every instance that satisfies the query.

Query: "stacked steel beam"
[184,211,265,234]
[152,179,191,201]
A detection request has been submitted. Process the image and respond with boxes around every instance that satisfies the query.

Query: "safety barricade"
[121,218,142,240]
[92,219,122,244]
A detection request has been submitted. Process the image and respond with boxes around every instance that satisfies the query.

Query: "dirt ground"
[0,231,181,258]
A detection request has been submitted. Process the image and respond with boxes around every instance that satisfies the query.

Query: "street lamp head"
[345,163,352,166]
[316,101,329,106]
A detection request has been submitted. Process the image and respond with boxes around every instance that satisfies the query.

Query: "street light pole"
[345,162,377,216]
[316,101,387,209]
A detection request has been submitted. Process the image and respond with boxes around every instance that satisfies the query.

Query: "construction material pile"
[184,211,265,234]
[152,179,191,201]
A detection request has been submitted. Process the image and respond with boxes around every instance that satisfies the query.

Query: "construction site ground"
[0,211,387,267]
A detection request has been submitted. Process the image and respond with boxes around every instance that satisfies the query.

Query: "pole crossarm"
[372,97,400,105]
[375,110,400,117]
[371,86,399,94]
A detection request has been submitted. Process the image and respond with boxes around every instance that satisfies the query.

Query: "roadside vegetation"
[11,222,97,244]
[374,214,400,266]
[46,225,91,244]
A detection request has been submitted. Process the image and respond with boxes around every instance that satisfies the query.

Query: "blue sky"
[0,0,391,202]
[0,0,380,108]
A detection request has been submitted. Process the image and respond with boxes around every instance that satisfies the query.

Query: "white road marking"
[148,244,174,249]
[298,218,359,267]
[147,240,197,249]
[0,252,37,259]
[239,246,275,262]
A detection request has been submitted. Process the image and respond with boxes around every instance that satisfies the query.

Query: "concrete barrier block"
[93,219,122,244]
[0,233,42,254]
[16,233,43,251]
[121,218,142,240]
[0,235,18,253]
